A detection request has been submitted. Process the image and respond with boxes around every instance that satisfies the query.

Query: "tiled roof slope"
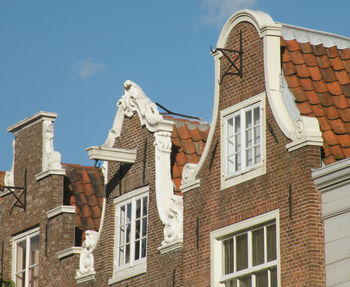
[165,116,210,192]
[281,36,350,165]
[63,164,104,232]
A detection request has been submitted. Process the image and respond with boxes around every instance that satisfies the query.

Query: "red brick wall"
[92,114,183,287]
[0,119,79,287]
[182,22,325,286]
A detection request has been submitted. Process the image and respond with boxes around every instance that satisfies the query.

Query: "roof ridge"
[280,23,350,49]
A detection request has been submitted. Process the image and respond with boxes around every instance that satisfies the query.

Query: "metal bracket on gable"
[211,30,243,85]
[0,169,27,214]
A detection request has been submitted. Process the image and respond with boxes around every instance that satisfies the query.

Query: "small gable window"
[221,93,266,189]
[109,186,149,285]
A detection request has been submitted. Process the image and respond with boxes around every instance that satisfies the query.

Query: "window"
[221,93,266,189]
[12,227,40,287]
[109,186,149,284]
[211,211,279,287]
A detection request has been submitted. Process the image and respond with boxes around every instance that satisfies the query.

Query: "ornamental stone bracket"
[180,163,200,193]
[35,118,65,181]
[75,230,99,284]
[286,116,323,152]
[1,140,15,197]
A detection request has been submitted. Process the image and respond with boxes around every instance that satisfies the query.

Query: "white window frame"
[108,186,149,285]
[211,210,280,287]
[12,227,40,287]
[220,92,266,190]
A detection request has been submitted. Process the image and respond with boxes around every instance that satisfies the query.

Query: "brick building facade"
[1,9,350,287]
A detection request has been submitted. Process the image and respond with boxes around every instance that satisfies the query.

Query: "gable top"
[164,116,209,192]
[62,164,104,235]
[0,171,4,203]
[280,24,350,165]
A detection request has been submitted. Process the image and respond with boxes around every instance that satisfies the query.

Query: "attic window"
[220,93,266,189]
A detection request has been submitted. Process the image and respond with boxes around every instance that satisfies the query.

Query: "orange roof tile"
[167,117,209,192]
[282,37,350,165]
[63,164,104,234]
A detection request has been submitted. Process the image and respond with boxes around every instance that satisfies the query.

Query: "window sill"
[221,164,265,190]
[108,260,147,285]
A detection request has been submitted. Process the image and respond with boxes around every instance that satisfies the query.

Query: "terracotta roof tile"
[168,117,209,191]
[282,38,350,165]
[63,164,104,236]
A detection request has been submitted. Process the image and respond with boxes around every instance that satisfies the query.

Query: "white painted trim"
[281,24,350,49]
[46,205,76,219]
[86,146,137,163]
[113,185,149,204]
[312,157,350,192]
[220,93,266,189]
[56,247,82,260]
[108,261,146,285]
[76,273,96,284]
[35,168,66,181]
[7,111,57,134]
[181,179,200,193]
[158,241,183,254]
[210,210,280,287]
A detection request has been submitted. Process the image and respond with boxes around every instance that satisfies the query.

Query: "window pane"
[253,107,260,125]
[246,148,253,167]
[246,128,252,147]
[239,275,251,287]
[256,270,268,287]
[136,199,141,219]
[29,265,39,287]
[125,244,130,264]
[254,126,260,144]
[236,234,248,271]
[245,110,252,129]
[135,240,140,260]
[142,218,147,237]
[254,146,261,164]
[16,272,25,287]
[223,238,234,275]
[143,196,148,216]
[253,228,264,266]
[141,238,147,258]
[30,235,40,266]
[16,240,26,272]
[135,220,141,239]
[120,205,125,225]
[118,247,124,266]
[267,224,277,261]
[225,280,237,287]
[127,203,132,223]
[270,267,277,287]
[235,116,241,133]
[227,118,234,137]
[126,223,131,243]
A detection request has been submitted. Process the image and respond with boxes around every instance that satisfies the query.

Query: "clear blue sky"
[1,0,349,171]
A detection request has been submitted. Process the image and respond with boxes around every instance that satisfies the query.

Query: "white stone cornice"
[35,168,66,181]
[46,205,76,219]
[56,247,82,260]
[86,146,137,163]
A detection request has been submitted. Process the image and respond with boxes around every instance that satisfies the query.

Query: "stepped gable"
[281,30,350,165]
[63,164,104,234]
[164,116,210,192]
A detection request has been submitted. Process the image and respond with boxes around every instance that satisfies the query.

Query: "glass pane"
[29,265,39,287]
[127,203,132,223]
[267,224,277,261]
[143,196,148,216]
[119,226,125,246]
[125,244,130,264]
[118,247,124,266]
[223,238,234,275]
[239,275,251,287]
[246,148,253,167]
[235,135,241,152]
[235,116,241,133]
[225,280,237,287]
[135,240,140,260]
[135,220,141,239]
[142,218,147,237]
[16,240,26,272]
[227,118,234,137]
[256,270,268,287]
[141,238,147,258]
[236,234,248,271]
[120,205,125,225]
[254,126,260,144]
[254,146,261,164]
[270,267,277,287]
[30,235,40,265]
[16,272,25,287]
[235,154,241,171]
[126,223,131,243]
[253,228,264,266]
[246,128,252,147]
[245,110,252,129]
[136,199,141,219]
[254,107,260,125]
[227,137,234,156]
